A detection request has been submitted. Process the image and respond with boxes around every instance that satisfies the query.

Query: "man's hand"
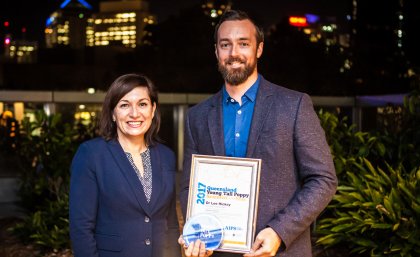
[243,227,281,257]
[178,235,213,257]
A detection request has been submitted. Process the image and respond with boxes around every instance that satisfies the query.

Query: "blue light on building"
[305,14,320,24]
[46,16,55,26]
[60,0,92,10]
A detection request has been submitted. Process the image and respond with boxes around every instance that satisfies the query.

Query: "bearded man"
[179,10,337,257]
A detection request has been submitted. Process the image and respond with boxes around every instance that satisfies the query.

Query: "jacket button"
[144,216,150,223]
[145,238,151,245]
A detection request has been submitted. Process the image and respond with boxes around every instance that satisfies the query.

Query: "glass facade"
[86,12,155,48]
[5,40,38,63]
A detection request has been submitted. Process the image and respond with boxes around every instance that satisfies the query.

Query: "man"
[179,10,337,257]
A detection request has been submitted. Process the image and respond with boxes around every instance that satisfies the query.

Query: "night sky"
[1,0,348,42]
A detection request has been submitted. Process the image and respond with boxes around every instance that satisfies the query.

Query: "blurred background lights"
[305,14,319,24]
[210,9,217,18]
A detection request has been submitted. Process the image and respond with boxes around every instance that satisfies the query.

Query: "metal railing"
[0,90,405,170]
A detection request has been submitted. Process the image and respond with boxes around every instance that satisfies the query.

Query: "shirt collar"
[222,74,261,104]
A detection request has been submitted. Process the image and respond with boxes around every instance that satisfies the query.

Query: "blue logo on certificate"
[183,214,224,250]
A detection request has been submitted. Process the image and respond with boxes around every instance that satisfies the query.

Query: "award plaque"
[182,214,224,250]
[185,154,261,253]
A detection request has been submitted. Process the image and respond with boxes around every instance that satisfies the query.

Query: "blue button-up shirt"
[222,76,260,157]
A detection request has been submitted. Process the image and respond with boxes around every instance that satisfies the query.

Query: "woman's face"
[112,86,156,142]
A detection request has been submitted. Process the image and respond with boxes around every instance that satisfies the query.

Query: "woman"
[69,74,181,257]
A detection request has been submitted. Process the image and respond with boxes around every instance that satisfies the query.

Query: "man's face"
[215,19,263,86]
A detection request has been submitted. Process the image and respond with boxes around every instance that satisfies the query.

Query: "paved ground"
[0,202,25,219]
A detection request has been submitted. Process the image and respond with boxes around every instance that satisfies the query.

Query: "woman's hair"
[99,73,161,146]
[214,9,264,46]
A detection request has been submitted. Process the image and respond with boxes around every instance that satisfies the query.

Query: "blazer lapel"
[106,139,152,216]
[208,91,225,156]
[246,79,275,157]
[147,146,162,213]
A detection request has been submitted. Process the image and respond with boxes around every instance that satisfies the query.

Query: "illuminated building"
[350,0,403,52]
[86,0,156,48]
[286,13,353,75]
[4,38,38,64]
[288,14,350,49]
[45,0,93,49]
[349,0,413,92]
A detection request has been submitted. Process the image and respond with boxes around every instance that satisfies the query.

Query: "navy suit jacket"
[180,77,338,257]
[70,138,181,257]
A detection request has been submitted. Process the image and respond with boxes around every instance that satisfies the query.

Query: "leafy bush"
[318,110,386,176]
[316,159,420,256]
[316,82,420,256]
[392,88,420,169]
[10,110,95,252]
[13,194,70,250]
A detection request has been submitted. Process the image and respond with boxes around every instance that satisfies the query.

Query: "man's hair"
[214,10,264,45]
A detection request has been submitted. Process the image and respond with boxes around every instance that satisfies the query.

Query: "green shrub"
[316,158,420,256]
[16,111,76,210]
[12,194,70,250]
[395,88,420,168]
[318,109,387,177]
[11,110,95,252]
[316,84,420,256]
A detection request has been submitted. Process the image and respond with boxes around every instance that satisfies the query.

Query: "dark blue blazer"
[70,138,181,257]
[180,77,338,256]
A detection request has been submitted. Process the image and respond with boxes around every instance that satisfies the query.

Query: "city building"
[4,38,38,63]
[288,14,350,49]
[350,0,403,57]
[86,0,156,48]
[45,0,93,49]
[402,0,420,68]
[2,21,38,64]
[348,0,412,93]
[286,13,352,74]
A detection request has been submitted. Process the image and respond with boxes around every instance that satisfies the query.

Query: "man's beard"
[218,56,257,86]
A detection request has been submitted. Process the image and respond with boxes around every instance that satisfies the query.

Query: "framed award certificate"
[184,154,261,253]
